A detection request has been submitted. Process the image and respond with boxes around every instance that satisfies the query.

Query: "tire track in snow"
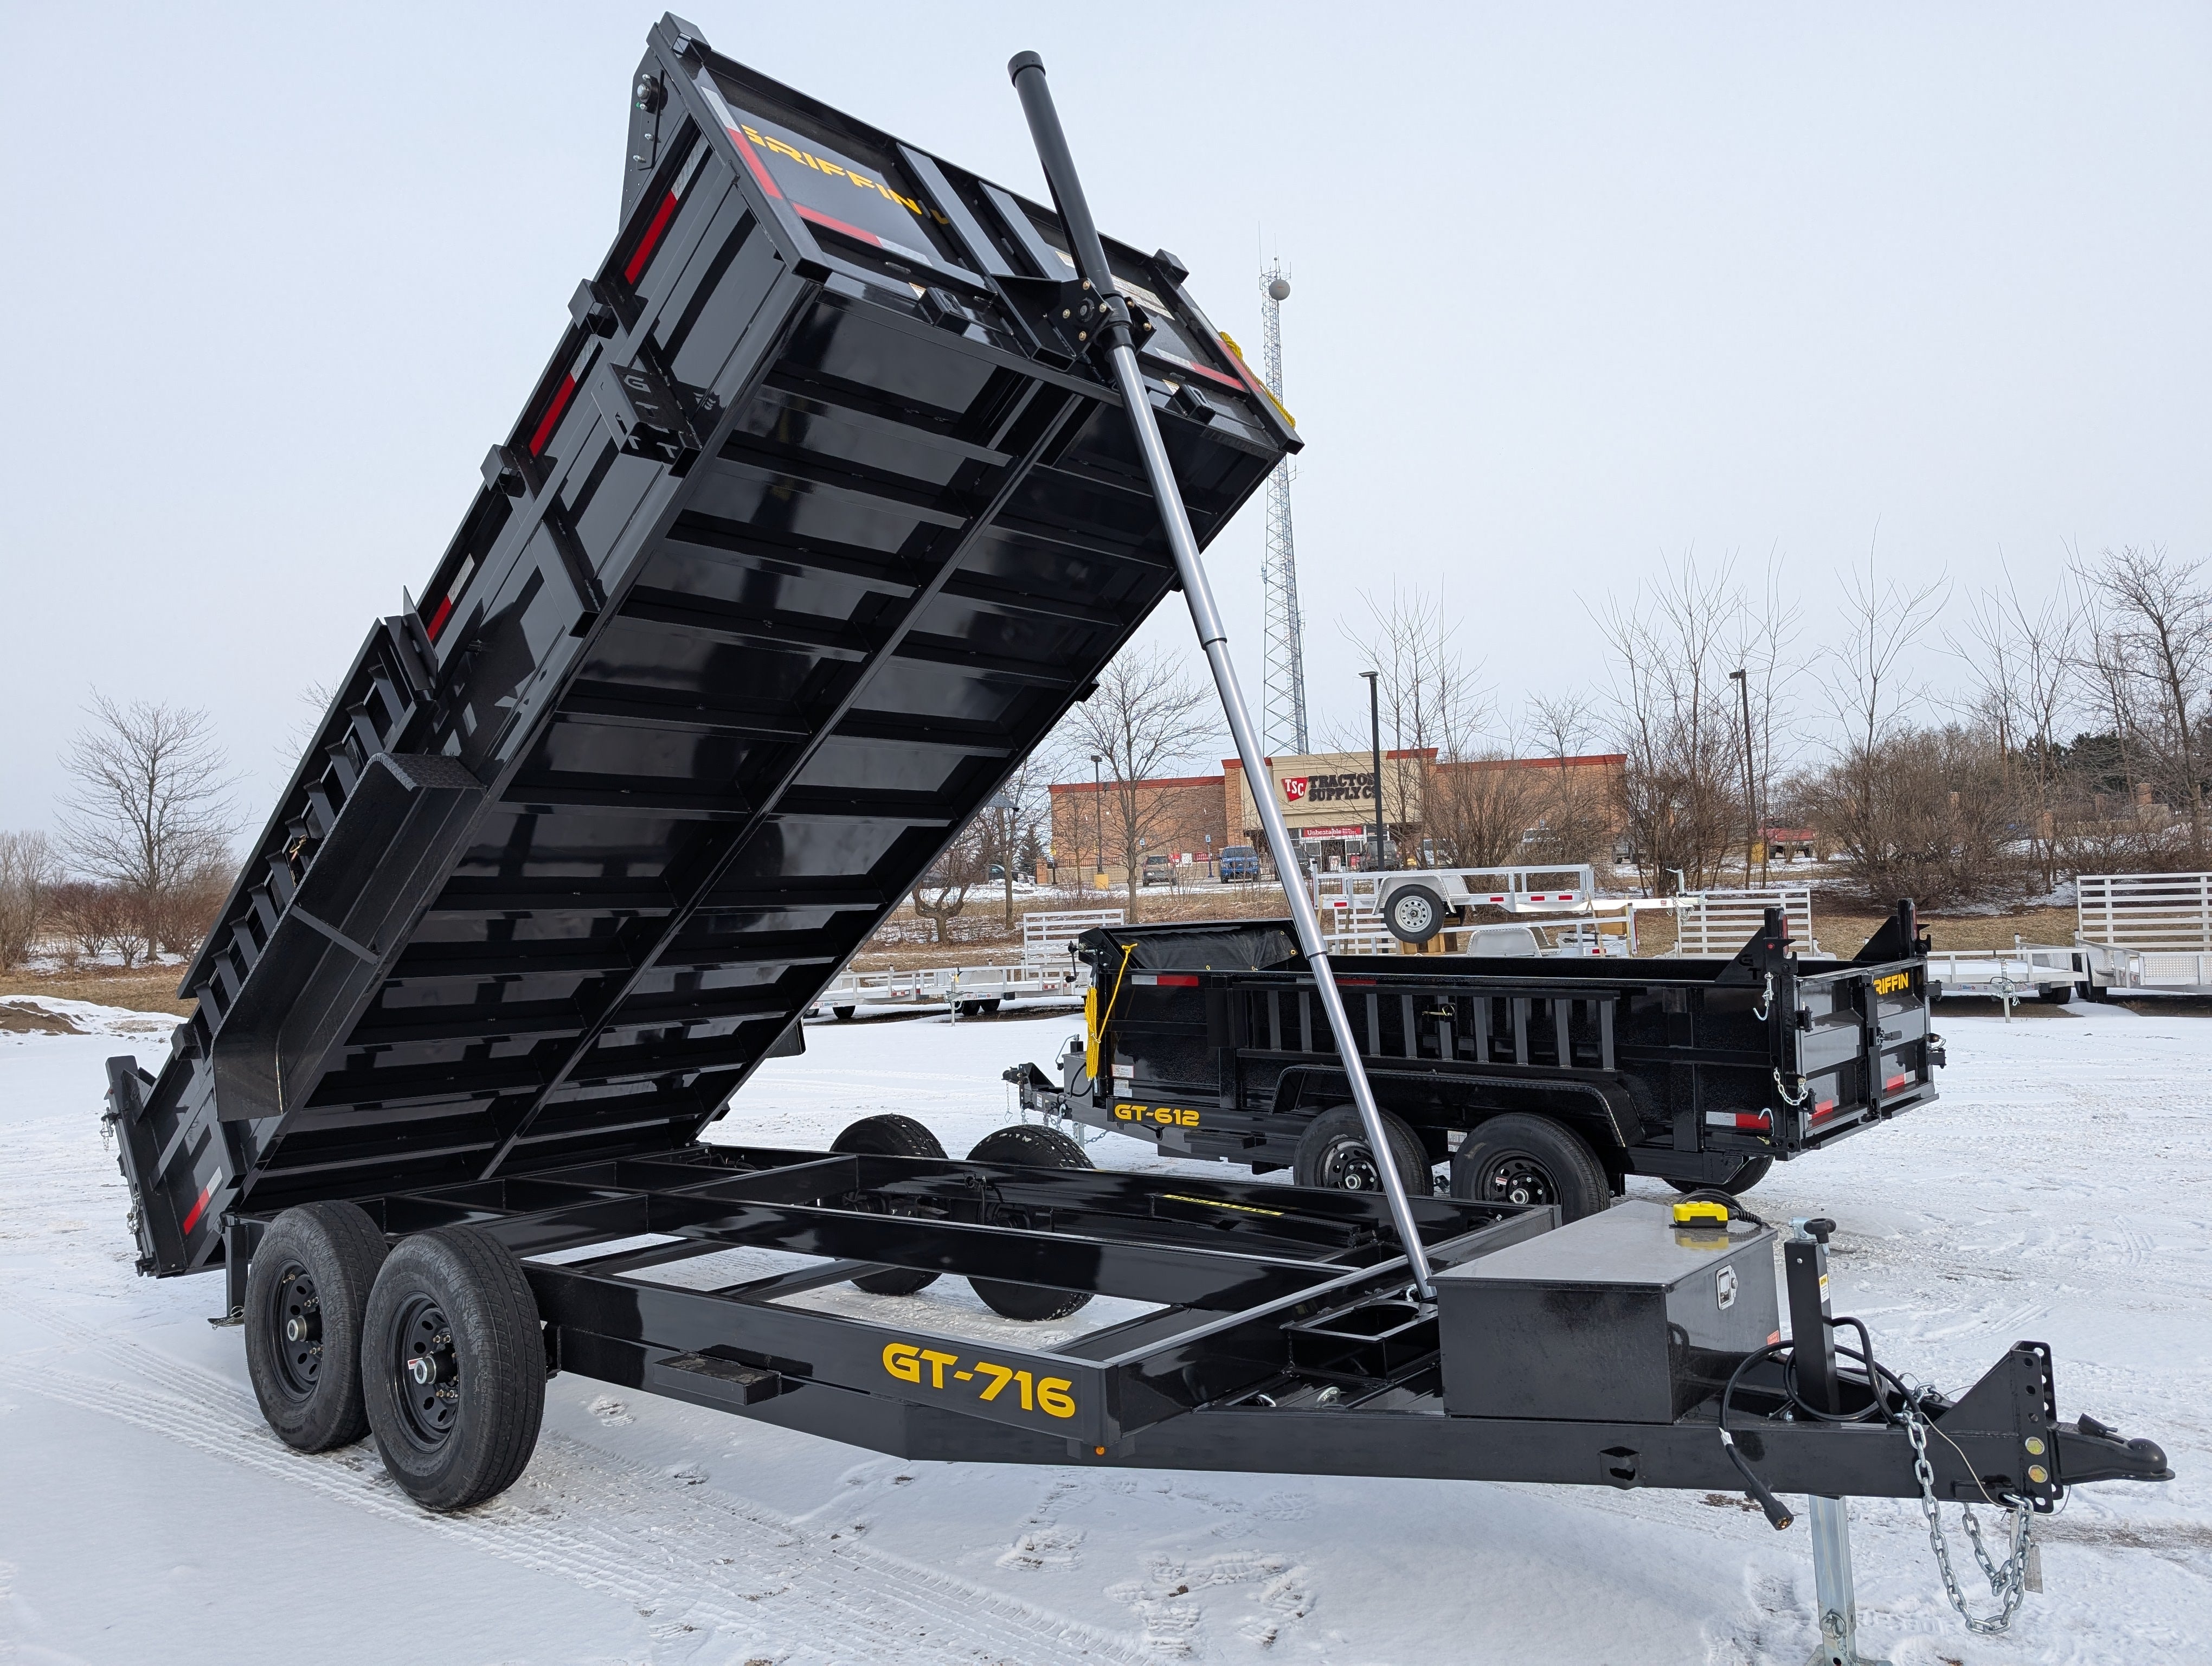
[0,1299,1150,1666]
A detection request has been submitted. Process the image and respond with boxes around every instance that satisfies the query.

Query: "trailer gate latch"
[593,356,714,475]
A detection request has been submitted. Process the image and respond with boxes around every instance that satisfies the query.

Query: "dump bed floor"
[111,17,1292,1276]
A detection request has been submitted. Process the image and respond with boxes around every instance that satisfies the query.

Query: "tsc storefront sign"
[1278,771,1373,806]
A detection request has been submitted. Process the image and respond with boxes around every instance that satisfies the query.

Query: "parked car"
[1141,853,1175,886]
[1218,844,1259,881]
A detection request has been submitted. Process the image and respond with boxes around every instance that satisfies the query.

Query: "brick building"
[1047,773,1228,879]
[1048,749,1629,878]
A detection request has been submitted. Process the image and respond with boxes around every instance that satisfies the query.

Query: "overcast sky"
[3,2,2207,838]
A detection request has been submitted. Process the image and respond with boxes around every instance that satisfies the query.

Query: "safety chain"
[1772,1066,1809,1107]
[1902,1396,2034,1635]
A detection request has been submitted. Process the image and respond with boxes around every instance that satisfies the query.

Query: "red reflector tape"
[1885,1073,1908,1093]
[728,127,782,198]
[1153,973,1200,987]
[526,373,577,457]
[1339,978,1378,986]
[179,1181,214,1235]
[1706,1111,1772,1130]
[623,190,680,284]
[426,594,455,642]
[796,204,883,247]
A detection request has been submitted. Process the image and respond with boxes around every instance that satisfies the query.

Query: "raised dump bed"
[95,27,2168,1661]
[107,16,1292,1283]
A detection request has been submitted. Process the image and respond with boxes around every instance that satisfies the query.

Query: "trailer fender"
[1271,1067,1640,1155]
[1445,1075,1643,1154]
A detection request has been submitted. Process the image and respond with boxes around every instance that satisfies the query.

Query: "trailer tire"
[1293,1106,1435,1197]
[833,1005,857,1021]
[362,1226,545,1511]
[2037,983,2076,1005]
[243,1201,388,1452]
[1384,885,1449,945]
[1452,1113,1609,1222]
[832,1114,947,1295]
[965,1125,1095,1322]
[1666,1156,1773,1196]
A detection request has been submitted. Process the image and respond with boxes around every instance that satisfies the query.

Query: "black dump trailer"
[99,20,2164,1656]
[1013,905,1944,1218]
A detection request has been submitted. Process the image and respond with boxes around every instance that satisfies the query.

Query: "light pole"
[1361,670,1384,870]
[1729,669,1757,885]
[1090,753,1105,888]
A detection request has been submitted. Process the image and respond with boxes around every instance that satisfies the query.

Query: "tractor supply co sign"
[1297,824,1369,842]
[1233,750,1430,838]
[1278,771,1374,806]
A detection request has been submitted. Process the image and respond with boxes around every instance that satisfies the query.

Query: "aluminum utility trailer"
[1924,940,2081,1006]
[804,957,1083,1020]
[100,22,2165,1659]
[2074,870,2212,996]
[1346,862,1601,944]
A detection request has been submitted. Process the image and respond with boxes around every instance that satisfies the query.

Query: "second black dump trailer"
[1013,903,1944,1217]
[97,20,2164,1661]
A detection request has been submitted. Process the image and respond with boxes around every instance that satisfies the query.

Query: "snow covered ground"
[2,998,2207,1664]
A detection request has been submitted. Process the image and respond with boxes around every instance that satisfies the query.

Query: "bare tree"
[2076,546,2211,864]
[1058,646,1219,917]
[976,755,1049,927]
[1517,693,1615,866]
[1426,745,1550,866]
[47,880,136,969]
[1814,550,1950,887]
[1340,586,1491,850]
[1735,560,1802,884]
[910,817,991,944]
[1951,563,2080,890]
[1794,722,2028,907]
[58,694,237,960]
[1597,553,1751,892]
[0,831,59,970]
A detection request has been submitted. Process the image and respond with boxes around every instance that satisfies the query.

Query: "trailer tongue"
[102,18,2167,1662]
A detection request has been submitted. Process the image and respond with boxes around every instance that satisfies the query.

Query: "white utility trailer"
[1923,940,2082,1010]
[1314,865,1684,956]
[2074,872,2212,997]
[1666,886,1822,958]
[806,909,1121,1018]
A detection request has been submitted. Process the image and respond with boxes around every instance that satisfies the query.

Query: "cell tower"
[1258,261,1309,754]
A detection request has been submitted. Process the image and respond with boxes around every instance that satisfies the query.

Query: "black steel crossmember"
[475,389,1092,1177]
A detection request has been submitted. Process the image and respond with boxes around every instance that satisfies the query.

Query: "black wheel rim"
[1476,1151,1558,1208]
[393,1295,460,1448]
[269,1259,323,1401]
[1318,1136,1385,1193]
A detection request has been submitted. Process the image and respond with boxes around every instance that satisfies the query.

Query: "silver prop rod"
[1007,52,1435,1297]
